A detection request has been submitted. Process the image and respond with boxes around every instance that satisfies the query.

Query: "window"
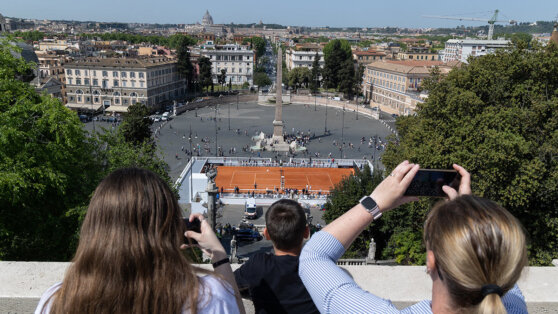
[76,78,81,85]
[77,96,82,102]
[140,81,144,87]
[102,71,108,77]
[139,72,144,78]
[113,80,119,87]
[67,78,73,85]
[69,96,74,101]
[131,81,135,87]
[102,80,108,88]
[92,70,97,77]
[130,72,135,78]
[123,99,128,105]
[75,69,81,75]
[113,71,118,77]
[93,79,98,86]
[66,69,72,75]
[94,97,99,103]
[84,70,88,76]
[115,98,120,104]
[84,78,89,85]
[121,71,127,78]
[86,97,90,102]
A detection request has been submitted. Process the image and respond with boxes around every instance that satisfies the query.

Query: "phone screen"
[404,169,460,197]
[183,218,201,244]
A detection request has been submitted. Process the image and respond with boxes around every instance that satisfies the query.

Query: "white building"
[199,44,255,85]
[443,39,510,63]
[64,57,185,113]
[285,49,324,71]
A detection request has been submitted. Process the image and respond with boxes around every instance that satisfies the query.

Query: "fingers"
[391,160,410,177]
[400,163,420,185]
[189,213,205,222]
[185,230,202,241]
[452,164,472,196]
[442,185,458,200]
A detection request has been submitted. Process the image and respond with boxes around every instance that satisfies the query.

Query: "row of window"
[369,70,406,82]
[214,55,251,61]
[66,69,146,79]
[216,67,250,74]
[67,78,145,88]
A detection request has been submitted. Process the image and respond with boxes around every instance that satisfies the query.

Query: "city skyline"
[2,0,556,29]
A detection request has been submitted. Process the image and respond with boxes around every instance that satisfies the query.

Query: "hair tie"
[481,284,503,298]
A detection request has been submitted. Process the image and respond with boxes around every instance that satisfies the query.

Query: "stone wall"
[1,262,557,313]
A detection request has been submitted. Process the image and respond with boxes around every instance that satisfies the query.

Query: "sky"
[2,0,556,29]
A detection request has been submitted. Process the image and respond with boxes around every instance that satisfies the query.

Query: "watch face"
[361,196,377,210]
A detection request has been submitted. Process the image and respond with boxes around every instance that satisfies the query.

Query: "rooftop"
[65,57,176,68]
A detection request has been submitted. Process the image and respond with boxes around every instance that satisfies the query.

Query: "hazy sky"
[2,0,555,28]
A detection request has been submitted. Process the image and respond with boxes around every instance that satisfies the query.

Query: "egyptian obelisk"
[272,46,284,140]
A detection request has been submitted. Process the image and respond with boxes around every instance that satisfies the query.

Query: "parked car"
[234,228,262,242]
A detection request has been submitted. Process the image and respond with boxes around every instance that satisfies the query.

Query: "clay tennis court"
[215,166,354,194]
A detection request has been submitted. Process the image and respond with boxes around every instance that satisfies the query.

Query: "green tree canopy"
[382,43,558,265]
[323,39,353,90]
[120,102,153,146]
[309,52,321,93]
[288,67,311,91]
[253,72,272,87]
[198,56,213,92]
[176,36,194,91]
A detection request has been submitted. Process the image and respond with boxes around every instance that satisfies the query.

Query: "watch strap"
[359,196,382,220]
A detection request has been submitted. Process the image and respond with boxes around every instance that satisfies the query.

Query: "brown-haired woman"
[35,167,245,314]
[299,161,528,314]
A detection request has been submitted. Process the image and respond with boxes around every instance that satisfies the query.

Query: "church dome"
[202,10,213,26]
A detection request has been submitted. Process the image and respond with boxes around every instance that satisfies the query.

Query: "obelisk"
[272,46,284,140]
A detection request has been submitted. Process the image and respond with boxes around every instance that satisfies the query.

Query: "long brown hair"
[424,195,527,314]
[50,168,203,313]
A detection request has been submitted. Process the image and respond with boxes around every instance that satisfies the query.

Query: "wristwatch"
[359,196,382,220]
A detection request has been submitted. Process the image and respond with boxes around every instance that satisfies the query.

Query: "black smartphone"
[404,169,461,197]
[183,217,201,245]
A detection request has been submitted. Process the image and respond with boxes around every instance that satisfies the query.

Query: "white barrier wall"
[1,262,556,313]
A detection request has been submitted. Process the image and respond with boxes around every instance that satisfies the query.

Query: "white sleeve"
[34,282,62,314]
[195,275,240,314]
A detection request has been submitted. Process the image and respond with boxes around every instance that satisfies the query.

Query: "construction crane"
[424,10,517,40]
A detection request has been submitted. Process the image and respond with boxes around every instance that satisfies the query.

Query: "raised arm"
[323,160,419,249]
[186,213,246,314]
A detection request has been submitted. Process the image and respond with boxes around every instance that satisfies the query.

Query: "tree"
[250,36,266,58]
[323,39,352,89]
[309,52,321,93]
[382,43,558,265]
[217,69,227,88]
[338,59,356,99]
[323,165,388,258]
[288,67,311,91]
[0,40,102,260]
[176,36,194,91]
[198,56,213,92]
[120,102,153,146]
[253,72,271,87]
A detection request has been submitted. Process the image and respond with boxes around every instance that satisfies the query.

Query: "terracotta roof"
[385,60,443,67]
[353,50,386,56]
[365,60,458,75]
[66,57,176,69]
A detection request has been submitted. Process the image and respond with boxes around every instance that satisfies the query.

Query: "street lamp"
[356,95,359,120]
[341,104,345,158]
[324,94,328,134]
[214,104,218,157]
[228,102,231,131]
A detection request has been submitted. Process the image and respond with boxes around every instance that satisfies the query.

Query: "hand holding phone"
[403,169,461,197]
[183,217,201,245]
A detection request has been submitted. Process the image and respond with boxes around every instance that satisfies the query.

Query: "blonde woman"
[299,161,527,314]
[35,168,244,314]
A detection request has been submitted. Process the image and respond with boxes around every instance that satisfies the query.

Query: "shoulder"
[34,282,62,314]
[196,275,239,314]
[401,300,432,313]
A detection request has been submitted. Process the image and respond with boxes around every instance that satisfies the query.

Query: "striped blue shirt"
[299,231,528,314]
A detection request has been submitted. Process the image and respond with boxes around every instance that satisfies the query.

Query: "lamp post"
[228,102,231,131]
[341,103,345,158]
[236,92,239,110]
[356,95,359,120]
[324,95,328,134]
[214,104,218,157]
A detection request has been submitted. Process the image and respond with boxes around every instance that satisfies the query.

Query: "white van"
[244,198,257,219]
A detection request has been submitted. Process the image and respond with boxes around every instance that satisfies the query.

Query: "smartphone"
[183,217,201,245]
[404,169,461,197]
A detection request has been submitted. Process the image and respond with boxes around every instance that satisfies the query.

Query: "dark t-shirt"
[234,252,319,314]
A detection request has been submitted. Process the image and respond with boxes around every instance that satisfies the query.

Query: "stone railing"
[1,262,557,313]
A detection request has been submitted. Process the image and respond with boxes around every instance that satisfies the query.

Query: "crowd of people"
[35,161,529,314]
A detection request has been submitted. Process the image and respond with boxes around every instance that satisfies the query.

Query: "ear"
[263,227,271,240]
[303,225,310,239]
[426,250,437,279]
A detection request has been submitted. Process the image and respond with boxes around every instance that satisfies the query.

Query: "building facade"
[36,51,71,102]
[64,57,186,113]
[199,44,255,85]
[362,60,454,116]
[352,50,386,66]
[443,39,510,63]
[285,49,324,71]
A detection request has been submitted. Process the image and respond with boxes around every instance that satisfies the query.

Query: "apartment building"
[199,44,255,85]
[36,51,71,102]
[443,38,510,63]
[362,60,456,116]
[285,49,324,71]
[64,57,185,113]
[352,50,386,66]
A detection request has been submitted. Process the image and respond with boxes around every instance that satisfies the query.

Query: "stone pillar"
[273,46,283,139]
[205,168,218,231]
